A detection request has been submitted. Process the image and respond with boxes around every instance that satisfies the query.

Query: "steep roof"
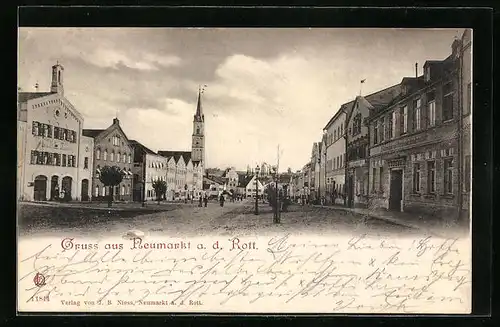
[129,140,156,155]
[82,129,106,138]
[158,150,192,164]
[18,92,53,103]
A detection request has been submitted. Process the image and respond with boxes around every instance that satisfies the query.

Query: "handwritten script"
[18,234,471,313]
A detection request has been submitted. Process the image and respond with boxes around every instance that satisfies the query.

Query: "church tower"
[50,63,64,95]
[192,87,205,166]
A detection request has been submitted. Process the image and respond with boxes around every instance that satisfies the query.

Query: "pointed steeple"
[194,86,204,122]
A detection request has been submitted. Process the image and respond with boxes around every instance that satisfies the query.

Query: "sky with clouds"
[18,28,464,172]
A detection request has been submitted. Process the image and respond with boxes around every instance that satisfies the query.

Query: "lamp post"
[254,165,260,215]
[272,166,280,223]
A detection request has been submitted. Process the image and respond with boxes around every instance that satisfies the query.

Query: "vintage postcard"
[17,27,472,314]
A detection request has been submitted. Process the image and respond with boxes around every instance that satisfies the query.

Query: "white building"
[245,175,265,198]
[323,102,349,203]
[17,63,93,201]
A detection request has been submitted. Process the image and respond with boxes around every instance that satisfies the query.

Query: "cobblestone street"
[18,200,424,240]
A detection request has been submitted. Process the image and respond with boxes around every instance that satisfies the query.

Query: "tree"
[99,165,124,207]
[152,179,167,205]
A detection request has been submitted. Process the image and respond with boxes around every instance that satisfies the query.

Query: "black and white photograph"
[17,26,472,314]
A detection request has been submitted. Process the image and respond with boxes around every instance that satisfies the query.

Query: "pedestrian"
[198,194,203,207]
[219,194,225,207]
[203,194,208,207]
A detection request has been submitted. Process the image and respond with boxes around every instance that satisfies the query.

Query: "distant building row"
[293,30,471,218]
[17,63,206,202]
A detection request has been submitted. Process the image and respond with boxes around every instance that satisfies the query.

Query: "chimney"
[415,63,418,78]
[113,118,120,125]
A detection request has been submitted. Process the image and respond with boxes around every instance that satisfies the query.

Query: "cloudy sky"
[18,28,464,172]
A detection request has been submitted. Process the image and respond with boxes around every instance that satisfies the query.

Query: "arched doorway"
[33,175,47,201]
[81,179,89,201]
[62,176,72,201]
[50,175,59,200]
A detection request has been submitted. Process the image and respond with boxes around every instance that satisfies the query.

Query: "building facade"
[83,118,134,202]
[245,175,265,198]
[130,140,168,202]
[323,103,349,204]
[366,31,471,219]
[17,63,92,202]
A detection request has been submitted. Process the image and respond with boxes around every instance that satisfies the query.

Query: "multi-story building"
[366,31,471,218]
[129,140,168,202]
[323,102,349,204]
[345,84,401,208]
[83,118,134,202]
[458,30,472,214]
[223,167,239,192]
[17,63,93,202]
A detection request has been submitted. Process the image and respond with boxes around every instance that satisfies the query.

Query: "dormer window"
[424,66,431,82]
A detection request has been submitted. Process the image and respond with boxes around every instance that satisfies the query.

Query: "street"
[18,199,418,239]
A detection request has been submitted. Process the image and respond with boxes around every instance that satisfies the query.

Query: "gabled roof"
[128,140,156,162]
[18,92,53,103]
[158,151,191,164]
[204,175,226,185]
[82,129,106,138]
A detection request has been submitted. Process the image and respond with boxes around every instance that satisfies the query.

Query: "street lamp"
[254,165,260,215]
[272,166,280,223]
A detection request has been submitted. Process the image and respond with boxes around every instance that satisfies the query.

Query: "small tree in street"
[99,165,124,207]
[152,179,167,205]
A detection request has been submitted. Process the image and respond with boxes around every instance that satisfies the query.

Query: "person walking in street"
[198,194,203,207]
[203,194,208,207]
[219,193,225,207]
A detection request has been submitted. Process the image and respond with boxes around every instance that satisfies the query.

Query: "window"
[32,121,38,135]
[372,168,376,192]
[340,124,343,136]
[110,152,114,161]
[112,135,121,146]
[104,150,108,161]
[424,66,430,82]
[84,157,89,169]
[444,158,454,194]
[96,149,101,160]
[414,98,421,131]
[121,185,125,196]
[442,82,454,121]
[373,122,379,144]
[128,154,131,164]
[401,105,408,134]
[428,101,436,127]
[94,186,99,197]
[466,83,472,114]
[62,154,67,167]
[117,152,121,163]
[412,163,421,193]
[427,161,436,193]
[387,113,394,139]
[123,153,126,163]
[353,114,362,136]
[102,186,106,196]
[379,118,385,142]
[464,155,471,192]
[379,167,383,192]
[196,127,200,134]
[334,130,337,140]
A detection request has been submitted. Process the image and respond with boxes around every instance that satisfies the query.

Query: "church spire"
[195,85,206,122]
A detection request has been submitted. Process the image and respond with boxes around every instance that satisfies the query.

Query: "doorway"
[33,175,47,201]
[347,174,354,208]
[389,169,403,211]
[62,176,73,201]
[81,179,89,201]
[50,175,59,200]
